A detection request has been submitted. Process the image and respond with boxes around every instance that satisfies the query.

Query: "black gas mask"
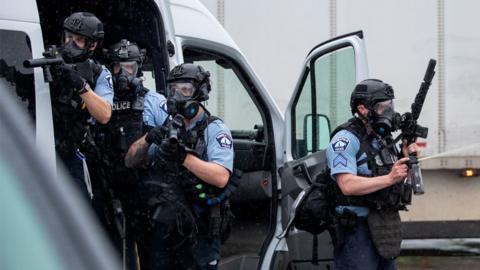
[60,32,93,63]
[371,100,402,137]
[112,62,141,96]
[166,80,200,119]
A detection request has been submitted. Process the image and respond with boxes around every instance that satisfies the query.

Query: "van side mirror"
[304,114,331,153]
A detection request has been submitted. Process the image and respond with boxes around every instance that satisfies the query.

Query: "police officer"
[53,12,113,200]
[125,63,234,270]
[326,79,418,270]
[95,39,169,269]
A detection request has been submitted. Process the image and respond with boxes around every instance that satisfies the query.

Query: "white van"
[0,0,370,269]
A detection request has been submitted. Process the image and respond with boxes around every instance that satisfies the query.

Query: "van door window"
[291,46,356,158]
[0,30,35,125]
[314,47,355,129]
[190,61,263,131]
[292,71,313,158]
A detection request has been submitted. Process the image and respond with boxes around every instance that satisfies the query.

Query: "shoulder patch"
[105,74,113,89]
[215,133,233,149]
[159,99,168,113]
[332,137,350,152]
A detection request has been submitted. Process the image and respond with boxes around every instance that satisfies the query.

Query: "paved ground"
[398,256,480,270]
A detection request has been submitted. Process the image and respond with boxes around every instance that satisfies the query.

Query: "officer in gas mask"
[52,12,113,200]
[326,79,418,269]
[92,39,169,270]
[125,63,234,270]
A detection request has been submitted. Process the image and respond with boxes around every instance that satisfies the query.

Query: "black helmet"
[63,12,104,41]
[167,63,211,101]
[106,39,145,66]
[350,79,394,114]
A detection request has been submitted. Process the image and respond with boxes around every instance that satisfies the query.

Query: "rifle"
[401,59,437,195]
[24,45,99,85]
[24,45,102,107]
[168,114,185,144]
[23,45,63,82]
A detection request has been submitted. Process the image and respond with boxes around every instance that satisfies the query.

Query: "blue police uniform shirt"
[191,112,234,173]
[147,111,234,173]
[94,67,114,105]
[326,129,371,217]
[143,90,169,127]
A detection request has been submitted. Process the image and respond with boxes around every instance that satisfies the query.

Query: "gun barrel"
[423,59,437,83]
[23,57,63,68]
[411,59,437,121]
[168,125,179,145]
[168,133,178,144]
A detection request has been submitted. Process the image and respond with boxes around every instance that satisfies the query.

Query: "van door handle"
[292,162,313,185]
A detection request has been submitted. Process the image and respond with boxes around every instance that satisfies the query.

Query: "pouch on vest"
[150,192,198,249]
[219,201,235,243]
[141,180,199,249]
[206,201,234,243]
[293,170,333,235]
[367,209,402,259]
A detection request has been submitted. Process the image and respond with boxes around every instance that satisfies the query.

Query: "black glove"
[145,126,167,145]
[59,65,87,95]
[157,139,187,164]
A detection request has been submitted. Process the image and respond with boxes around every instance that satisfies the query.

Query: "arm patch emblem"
[160,100,168,113]
[105,74,113,89]
[216,133,233,149]
[332,137,350,152]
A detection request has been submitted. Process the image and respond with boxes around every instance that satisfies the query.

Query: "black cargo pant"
[135,216,196,270]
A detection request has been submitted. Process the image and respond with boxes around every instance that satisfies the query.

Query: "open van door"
[277,31,369,269]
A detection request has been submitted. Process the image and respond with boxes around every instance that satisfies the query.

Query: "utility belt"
[56,122,98,161]
[136,176,234,244]
[57,138,98,162]
[186,170,240,242]
[331,208,362,237]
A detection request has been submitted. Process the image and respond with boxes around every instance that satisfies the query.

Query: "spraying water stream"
[418,143,480,162]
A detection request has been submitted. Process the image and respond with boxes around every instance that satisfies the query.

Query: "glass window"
[0,30,36,125]
[292,71,313,158]
[142,70,156,91]
[291,46,356,159]
[314,46,355,134]
[190,60,263,132]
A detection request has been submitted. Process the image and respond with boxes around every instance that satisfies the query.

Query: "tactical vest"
[330,117,412,211]
[150,114,234,207]
[143,113,237,242]
[51,60,103,159]
[96,87,147,167]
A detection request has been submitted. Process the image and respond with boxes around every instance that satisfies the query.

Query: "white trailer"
[201,0,480,239]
